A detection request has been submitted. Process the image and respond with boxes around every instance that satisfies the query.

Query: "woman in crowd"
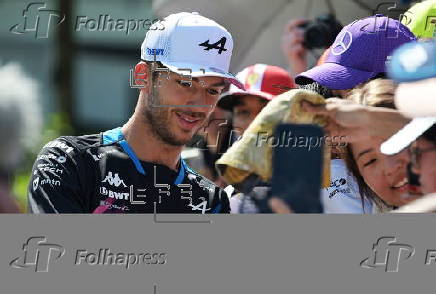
[342,79,422,212]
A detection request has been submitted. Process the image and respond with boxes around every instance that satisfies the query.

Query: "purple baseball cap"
[295,15,416,90]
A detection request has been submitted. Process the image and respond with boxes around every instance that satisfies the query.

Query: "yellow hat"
[403,0,436,39]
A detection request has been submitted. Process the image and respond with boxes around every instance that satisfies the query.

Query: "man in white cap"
[28,12,243,214]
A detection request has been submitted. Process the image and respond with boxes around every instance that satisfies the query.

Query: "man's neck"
[121,113,183,171]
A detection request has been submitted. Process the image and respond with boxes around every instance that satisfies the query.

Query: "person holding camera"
[281,14,342,77]
[295,15,416,95]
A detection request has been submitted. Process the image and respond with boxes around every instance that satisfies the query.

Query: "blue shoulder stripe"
[103,127,123,145]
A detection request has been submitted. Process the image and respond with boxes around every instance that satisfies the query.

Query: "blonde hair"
[347,78,396,108]
[344,79,396,211]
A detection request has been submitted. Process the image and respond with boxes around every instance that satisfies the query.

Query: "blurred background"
[0,0,409,211]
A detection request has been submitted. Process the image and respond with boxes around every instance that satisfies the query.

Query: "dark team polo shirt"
[28,127,230,214]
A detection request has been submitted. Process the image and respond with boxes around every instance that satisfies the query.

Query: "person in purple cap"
[295,15,416,97]
[294,15,416,214]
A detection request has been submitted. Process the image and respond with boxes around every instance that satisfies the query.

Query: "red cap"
[218,64,295,110]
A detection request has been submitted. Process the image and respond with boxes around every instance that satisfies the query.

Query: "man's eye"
[177,80,192,87]
[363,158,377,167]
[207,89,220,95]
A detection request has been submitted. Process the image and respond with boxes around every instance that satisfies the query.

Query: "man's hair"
[0,62,42,174]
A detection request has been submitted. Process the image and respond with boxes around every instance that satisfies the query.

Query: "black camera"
[298,14,343,50]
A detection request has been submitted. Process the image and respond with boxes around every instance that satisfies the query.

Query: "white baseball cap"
[141,12,243,89]
[380,117,436,155]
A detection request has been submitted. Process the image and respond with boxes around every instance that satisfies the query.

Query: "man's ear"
[134,62,151,91]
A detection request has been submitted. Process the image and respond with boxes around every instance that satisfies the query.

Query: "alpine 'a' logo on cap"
[331,30,353,56]
[199,37,227,54]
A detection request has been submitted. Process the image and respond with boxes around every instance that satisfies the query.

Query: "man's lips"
[174,111,204,130]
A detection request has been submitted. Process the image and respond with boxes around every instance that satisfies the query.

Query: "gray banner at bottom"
[1,214,436,294]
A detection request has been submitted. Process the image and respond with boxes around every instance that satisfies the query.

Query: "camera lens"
[300,14,342,50]
[304,23,332,49]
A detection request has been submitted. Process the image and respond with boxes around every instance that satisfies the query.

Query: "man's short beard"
[143,86,190,147]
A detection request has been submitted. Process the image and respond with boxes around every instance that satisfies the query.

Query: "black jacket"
[28,128,230,214]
